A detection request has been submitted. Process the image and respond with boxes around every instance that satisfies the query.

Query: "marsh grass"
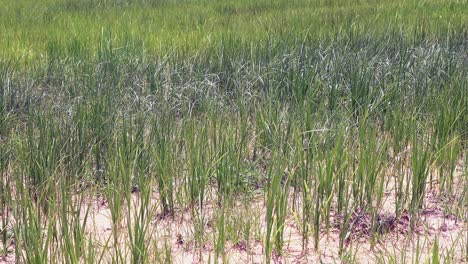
[0,0,466,262]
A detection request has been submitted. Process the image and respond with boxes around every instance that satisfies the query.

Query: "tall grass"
[0,1,466,261]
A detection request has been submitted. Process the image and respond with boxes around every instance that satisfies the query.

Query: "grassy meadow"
[0,0,467,263]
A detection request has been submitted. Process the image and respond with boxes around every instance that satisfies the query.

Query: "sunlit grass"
[0,0,466,262]
[0,0,467,63]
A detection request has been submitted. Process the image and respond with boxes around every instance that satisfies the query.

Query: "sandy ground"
[0,194,466,263]
[72,190,466,264]
[1,164,466,263]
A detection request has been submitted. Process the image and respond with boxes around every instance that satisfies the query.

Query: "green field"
[1,0,467,62]
[0,0,467,263]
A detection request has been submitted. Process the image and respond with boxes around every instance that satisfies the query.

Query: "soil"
[0,165,466,263]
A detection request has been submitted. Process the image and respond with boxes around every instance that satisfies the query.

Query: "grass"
[1,0,467,63]
[0,0,467,263]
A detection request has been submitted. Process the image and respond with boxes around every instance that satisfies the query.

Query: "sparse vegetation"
[0,0,466,263]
